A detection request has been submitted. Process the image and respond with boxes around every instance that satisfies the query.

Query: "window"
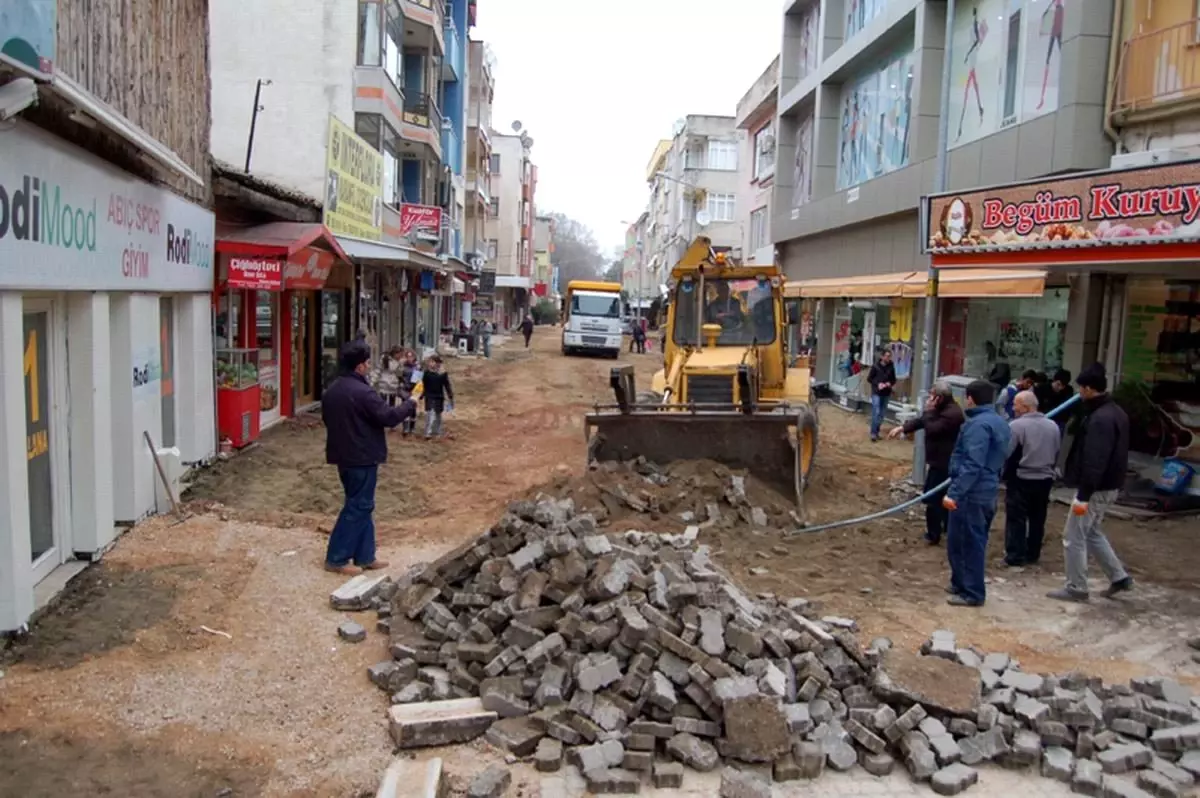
[486,239,498,260]
[753,124,775,181]
[489,197,499,217]
[672,277,777,347]
[384,7,403,86]
[706,193,735,223]
[522,201,530,227]
[706,140,738,171]
[489,153,501,173]
[749,207,769,251]
[355,113,381,150]
[357,2,382,66]
[678,193,688,224]
[571,293,621,318]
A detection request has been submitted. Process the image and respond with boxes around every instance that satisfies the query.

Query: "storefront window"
[949,291,1069,383]
[1120,279,1200,460]
[256,291,281,421]
[217,292,243,348]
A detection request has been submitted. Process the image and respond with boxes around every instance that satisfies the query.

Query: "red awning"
[216,222,350,263]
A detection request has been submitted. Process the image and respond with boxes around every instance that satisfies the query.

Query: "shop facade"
[0,122,217,631]
[213,223,352,447]
[925,158,1200,498]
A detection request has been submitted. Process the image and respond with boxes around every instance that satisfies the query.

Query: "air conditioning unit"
[1110,149,1192,170]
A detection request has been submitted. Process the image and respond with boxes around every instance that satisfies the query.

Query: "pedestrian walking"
[321,341,416,575]
[866,349,896,442]
[520,315,534,348]
[377,346,404,406]
[398,349,419,436]
[421,354,455,440]
[888,382,965,545]
[942,380,1012,607]
[1047,363,1134,603]
[1002,390,1061,567]
[631,322,647,354]
[480,319,493,359]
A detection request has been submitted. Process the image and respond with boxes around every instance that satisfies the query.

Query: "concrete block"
[375,757,443,798]
[585,768,641,794]
[718,767,770,798]
[1137,770,1183,798]
[666,732,719,771]
[1073,757,1104,796]
[861,750,896,776]
[930,763,979,795]
[652,761,684,788]
[388,698,497,749]
[331,573,389,611]
[1041,746,1075,782]
[484,715,543,756]
[467,765,511,798]
[535,737,564,772]
[1100,743,1154,774]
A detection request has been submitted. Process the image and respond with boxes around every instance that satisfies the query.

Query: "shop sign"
[0,123,214,292]
[284,247,335,290]
[400,203,442,241]
[227,256,283,290]
[924,159,1200,254]
[323,115,384,241]
[1,1,55,76]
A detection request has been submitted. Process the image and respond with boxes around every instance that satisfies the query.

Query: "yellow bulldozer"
[584,237,818,505]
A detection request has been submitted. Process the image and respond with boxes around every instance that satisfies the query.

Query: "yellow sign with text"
[323,115,384,241]
[889,299,914,343]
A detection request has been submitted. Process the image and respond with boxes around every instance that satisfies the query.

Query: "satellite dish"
[695,210,712,228]
[511,120,522,132]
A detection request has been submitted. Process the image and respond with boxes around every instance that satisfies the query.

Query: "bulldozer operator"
[705,281,745,330]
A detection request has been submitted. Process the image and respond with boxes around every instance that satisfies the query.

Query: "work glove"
[1071,499,1089,516]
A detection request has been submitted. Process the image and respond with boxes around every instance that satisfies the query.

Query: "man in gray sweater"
[1003,390,1061,567]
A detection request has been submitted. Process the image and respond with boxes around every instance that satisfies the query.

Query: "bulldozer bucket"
[584,406,818,507]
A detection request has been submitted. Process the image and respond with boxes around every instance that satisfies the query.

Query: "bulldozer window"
[673,278,776,346]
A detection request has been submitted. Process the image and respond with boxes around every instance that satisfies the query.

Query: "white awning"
[336,235,445,270]
[46,71,205,187]
[495,275,532,289]
[451,278,465,294]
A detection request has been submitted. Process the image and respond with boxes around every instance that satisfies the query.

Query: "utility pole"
[914,0,955,483]
[244,78,271,173]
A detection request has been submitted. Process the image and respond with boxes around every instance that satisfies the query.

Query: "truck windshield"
[672,277,777,346]
[571,294,621,318]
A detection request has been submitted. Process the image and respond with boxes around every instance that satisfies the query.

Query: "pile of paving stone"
[335,489,1200,797]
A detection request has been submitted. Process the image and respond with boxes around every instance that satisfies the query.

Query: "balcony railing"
[403,91,443,131]
[465,170,491,205]
[1115,18,1200,114]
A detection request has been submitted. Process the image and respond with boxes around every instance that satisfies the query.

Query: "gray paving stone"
[718,766,770,798]
[930,762,979,795]
[1073,757,1104,797]
[1041,746,1075,782]
[1137,769,1183,798]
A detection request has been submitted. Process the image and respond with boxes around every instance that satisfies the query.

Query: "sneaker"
[1046,587,1089,603]
[947,595,983,607]
[325,563,362,576]
[1102,576,1133,599]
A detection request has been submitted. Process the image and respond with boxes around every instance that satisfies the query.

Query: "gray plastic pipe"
[792,392,1083,535]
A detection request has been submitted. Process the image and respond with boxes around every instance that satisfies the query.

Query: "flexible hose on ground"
[792,392,1083,535]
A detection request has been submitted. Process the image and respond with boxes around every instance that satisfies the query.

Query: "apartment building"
[0,0,216,630]
[485,131,537,328]
[773,0,1114,410]
[464,40,495,320]
[661,115,742,267]
[209,0,477,351]
[641,140,673,294]
[735,56,780,265]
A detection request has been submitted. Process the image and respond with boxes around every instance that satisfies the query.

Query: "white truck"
[561,280,623,358]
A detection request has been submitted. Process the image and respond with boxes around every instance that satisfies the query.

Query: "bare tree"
[602,260,622,283]
[544,212,606,285]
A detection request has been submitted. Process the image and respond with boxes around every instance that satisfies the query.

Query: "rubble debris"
[375,757,443,798]
[467,765,511,798]
[343,481,1200,794]
[337,620,367,643]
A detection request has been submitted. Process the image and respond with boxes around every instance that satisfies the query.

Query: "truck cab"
[562,280,623,358]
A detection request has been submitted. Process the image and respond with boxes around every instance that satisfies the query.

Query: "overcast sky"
[473,0,782,258]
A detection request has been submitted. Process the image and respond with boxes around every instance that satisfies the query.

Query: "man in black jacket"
[1047,363,1133,603]
[866,348,897,442]
[421,354,455,440]
[889,382,965,544]
[322,341,416,575]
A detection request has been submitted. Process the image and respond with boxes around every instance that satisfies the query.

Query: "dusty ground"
[1,329,1198,796]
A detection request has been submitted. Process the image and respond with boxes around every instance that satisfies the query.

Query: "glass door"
[256,291,282,427]
[23,302,60,584]
[293,292,317,408]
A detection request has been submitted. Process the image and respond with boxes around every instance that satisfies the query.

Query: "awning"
[336,235,445,271]
[451,278,465,294]
[495,275,532,289]
[218,222,350,262]
[784,271,926,299]
[47,71,205,187]
[935,269,1047,298]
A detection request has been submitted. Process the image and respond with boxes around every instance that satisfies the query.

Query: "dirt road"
[2,329,1198,796]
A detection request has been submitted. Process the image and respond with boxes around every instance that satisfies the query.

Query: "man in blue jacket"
[322,341,416,575]
[942,380,1012,606]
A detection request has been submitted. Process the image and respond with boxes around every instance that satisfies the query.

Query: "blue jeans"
[947,496,996,605]
[325,465,379,567]
[869,394,887,439]
[482,336,491,358]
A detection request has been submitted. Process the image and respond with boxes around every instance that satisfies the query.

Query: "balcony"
[442,18,462,82]
[1114,18,1200,117]
[400,91,444,159]
[402,0,445,56]
[465,170,490,206]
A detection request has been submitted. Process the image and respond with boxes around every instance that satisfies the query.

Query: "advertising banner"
[284,247,335,290]
[324,115,384,241]
[226,256,283,290]
[1,0,55,76]
[924,159,1200,254]
[400,203,442,239]
[0,124,214,292]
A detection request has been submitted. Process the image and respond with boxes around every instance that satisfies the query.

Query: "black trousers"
[1004,477,1054,565]
[923,465,950,543]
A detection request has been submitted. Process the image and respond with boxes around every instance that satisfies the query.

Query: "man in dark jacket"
[889,382,965,545]
[1044,368,1075,434]
[421,354,455,440]
[1048,363,1133,603]
[866,348,896,442]
[943,380,1011,607]
[520,315,534,348]
[322,341,416,575]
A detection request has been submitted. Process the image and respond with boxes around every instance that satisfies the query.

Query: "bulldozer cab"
[585,237,818,506]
